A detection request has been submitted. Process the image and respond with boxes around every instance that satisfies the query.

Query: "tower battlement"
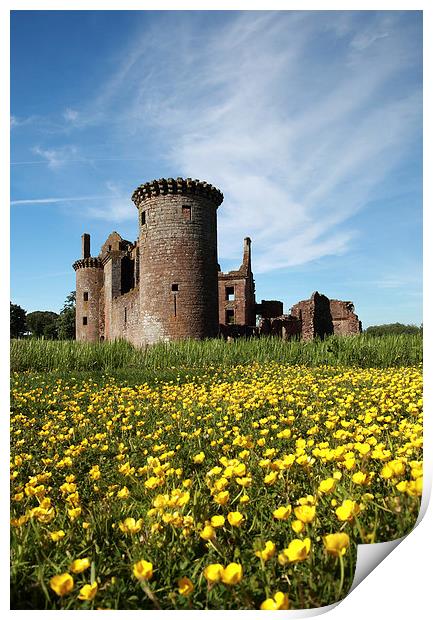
[131,177,223,208]
[72,257,102,271]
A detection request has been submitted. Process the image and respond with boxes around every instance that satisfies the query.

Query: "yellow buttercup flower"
[210,515,225,527]
[78,581,98,601]
[281,538,311,563]
[260,592,290,610]
[203,563,224,584]
[264,471,278,485]
[70,558,91,574]
[117,486,130,499]
[294,505,316,524]
[50,530,66,542]
[323,533,350,557]
[352,471,369,485]
[214,490,230,505]
[200,525,216,540]
[68,506,82,520]
[318,478,337,494]
[291,519,305,534]
[227,511,244,527]
[335,499,361,522]
[273,505,292,520]
[255,540,276,561]
[193,452,205,464]
[133,560,153,581]
[178,576,194,596]
[50,573,74,596]
[221,563,243,585]
[118,517,143,534]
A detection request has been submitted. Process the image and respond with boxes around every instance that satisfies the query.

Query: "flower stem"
[338,554,345,600]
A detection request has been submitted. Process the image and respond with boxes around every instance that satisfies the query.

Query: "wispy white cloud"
[11,195,113,206]
[31,145,78,169]
[63,108,79,122]
[85,181,135,222]
[10,114,37,129]
[78,11,420,272]
[23,12,420,273]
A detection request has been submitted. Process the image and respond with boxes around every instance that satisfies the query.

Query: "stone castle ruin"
[73,177,361,344]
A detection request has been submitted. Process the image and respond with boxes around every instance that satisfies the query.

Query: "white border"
[3,2,430,618]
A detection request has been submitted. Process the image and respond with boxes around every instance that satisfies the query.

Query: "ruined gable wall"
[110,287,141,346]
[291,292,334,340]
[291,299,315,340]
[329,300,362,335]
[218,274,255,326]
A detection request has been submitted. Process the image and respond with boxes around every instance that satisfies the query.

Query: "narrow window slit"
[182,205,191,221]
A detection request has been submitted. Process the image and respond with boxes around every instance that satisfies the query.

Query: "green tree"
[365,323,422,336]
[57,291,76,340]
[26,311,59,339]
[10,303,27,339]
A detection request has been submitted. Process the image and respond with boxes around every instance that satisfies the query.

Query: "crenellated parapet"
[131,177,223,208]
[72,257,103,271]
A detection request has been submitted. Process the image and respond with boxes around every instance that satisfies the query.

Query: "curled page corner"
[350,536,404,593]
[277,601,340,618]
[349,478,431,594]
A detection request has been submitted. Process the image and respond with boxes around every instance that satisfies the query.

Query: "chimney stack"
[82,233,90,259]
[242,237,251,272]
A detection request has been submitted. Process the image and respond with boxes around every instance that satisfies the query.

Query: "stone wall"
[291,292,334,340]
[258,315,301,339]
[329,300,362,335]
[256,300,284,319]
[291,292,361,340]
[218,237,256,326]
[110,287,141,346]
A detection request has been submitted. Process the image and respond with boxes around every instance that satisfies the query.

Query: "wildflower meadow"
[10,337,423,609]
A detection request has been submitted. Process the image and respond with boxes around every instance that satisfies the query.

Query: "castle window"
[225,309,235,324]
[182,205,191,221]
[124,307,127,323]
[83,292,88,301]
[225,286,235,301]
[83,317,88,326]
[141,210,146,226]
[172,283,179,292]
[108,245,112,252]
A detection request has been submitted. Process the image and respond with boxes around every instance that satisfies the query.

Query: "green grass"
[10,333,422,374]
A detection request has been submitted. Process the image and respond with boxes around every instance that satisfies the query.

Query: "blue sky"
[10,10,422,327]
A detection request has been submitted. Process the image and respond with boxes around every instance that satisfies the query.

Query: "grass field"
[10,336,423,610]
[10,333,422,374]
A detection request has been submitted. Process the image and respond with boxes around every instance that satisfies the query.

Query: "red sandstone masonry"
[73,256,103,342]
[218,237,256,327]
[134,178,222,344]
[73,177,362,344]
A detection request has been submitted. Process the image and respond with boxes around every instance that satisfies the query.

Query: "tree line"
[364,323,422,336]
[10,292,76,340]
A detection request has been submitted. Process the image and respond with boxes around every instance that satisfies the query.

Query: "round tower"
[131,177,223,343]
[73,233,103,342]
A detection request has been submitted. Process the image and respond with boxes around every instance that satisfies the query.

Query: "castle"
[73,177,361,344]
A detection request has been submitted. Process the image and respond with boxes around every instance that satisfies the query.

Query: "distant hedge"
[364,323,422,337]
